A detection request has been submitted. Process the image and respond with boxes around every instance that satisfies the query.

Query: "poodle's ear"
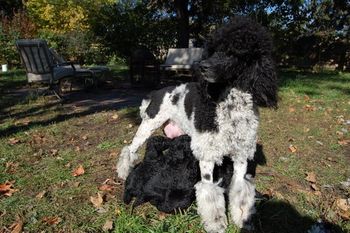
[248,55,278,108]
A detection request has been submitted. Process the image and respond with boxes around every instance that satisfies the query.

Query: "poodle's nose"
[199,60,212,70]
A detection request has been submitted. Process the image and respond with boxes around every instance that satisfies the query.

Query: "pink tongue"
[164,121,185,139]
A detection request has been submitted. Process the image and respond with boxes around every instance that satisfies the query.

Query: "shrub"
[0,10,37,67]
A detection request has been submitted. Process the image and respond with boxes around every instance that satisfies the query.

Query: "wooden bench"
[160,48,203,80]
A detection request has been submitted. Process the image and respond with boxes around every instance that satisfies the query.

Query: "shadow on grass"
[253,199,345,233]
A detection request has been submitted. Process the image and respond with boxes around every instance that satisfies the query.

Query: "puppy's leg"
[229,158,255,228]
[117,116,167,179]
[195,161,227,233]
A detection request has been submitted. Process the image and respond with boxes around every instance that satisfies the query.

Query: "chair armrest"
[55,62,76,71]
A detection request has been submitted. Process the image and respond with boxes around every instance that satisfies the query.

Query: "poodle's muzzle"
[195,52,235,83]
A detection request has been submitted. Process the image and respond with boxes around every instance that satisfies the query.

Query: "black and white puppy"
[123,135,233,213]
[117,16,277,232]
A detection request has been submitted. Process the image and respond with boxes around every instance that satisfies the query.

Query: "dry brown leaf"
[158,212,168,220]
[102,219,113,231]
[111,114,119,120]
[50,149,58,156]
[72,165,85,177]
[336,199,350,212]
[90,192,103,208]
[314,191,322,196]
[42,216,62,225]
[8,138,20,145]
[36,190,47,199]
[99,184,114,192]
[303,104,316,111]
[82,135,88,140]
[9,217,23,233]
[304,95,310,101]
[75,146,81,152]
[305,172,317,183]
[310,183,319,191]
[288,107,296,113]
[0,181,18,197]
[338,139,350,146]
[336,131,344,138]
[288,144,297,153]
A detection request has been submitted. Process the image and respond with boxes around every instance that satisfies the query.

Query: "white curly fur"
[116,83,258,232]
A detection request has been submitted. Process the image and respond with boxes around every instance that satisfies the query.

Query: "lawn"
[0,69,349,233]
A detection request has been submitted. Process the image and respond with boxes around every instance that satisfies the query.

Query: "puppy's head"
[196,16,278,107]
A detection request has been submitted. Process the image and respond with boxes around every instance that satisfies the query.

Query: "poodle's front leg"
[229,158,256,228]
[195,160,227,233]
[117,117,167,180]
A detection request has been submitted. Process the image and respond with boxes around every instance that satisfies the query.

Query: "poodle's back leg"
[116,114,168,180]
[195,160,227,233]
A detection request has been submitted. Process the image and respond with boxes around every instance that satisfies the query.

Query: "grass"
[0,69,349,232]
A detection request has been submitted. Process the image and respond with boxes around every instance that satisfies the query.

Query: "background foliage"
[0,0,349,70]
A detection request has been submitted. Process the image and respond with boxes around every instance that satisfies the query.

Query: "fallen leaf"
[304,95,310,101]
[314,191,322,196]
[338,139,350,146]
[82,135,88,140]
[310,183,319,191]
[288,107,296,113]
[9,216,23,233]
[99,184,114,192]
[288,144,297,153]
[111,114,119,120]
[304,127,310,133]
[72,165,85,177]
[102,219,113,231]
[303,104,316,111]
[36,190,47,199]
[8,138,20,145]
[50,149,58,156]
[42,216,62,225]
[336,131,344,138]
[158,212,168,220]
[305,172,317,183]
[0,181,18,197]
[336,199,350,212]
[90,192,103,208]
[75,146,81,152]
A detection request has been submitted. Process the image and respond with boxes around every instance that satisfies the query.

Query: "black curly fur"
[123,135,233,213]
[197,16,278,108]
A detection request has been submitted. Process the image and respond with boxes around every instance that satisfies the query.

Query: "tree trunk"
[174,0,189,48]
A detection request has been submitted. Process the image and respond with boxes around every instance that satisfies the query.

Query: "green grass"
[0,69,349,232]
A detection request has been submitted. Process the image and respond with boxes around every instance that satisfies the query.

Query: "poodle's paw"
[229,175,256,228]
[195,181,227,233]
[116,147,133,180]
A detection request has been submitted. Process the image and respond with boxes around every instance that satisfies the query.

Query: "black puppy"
[123,135,233,213]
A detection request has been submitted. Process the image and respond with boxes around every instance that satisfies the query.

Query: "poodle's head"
[196,16,278,108]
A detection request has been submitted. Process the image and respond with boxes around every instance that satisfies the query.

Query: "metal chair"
[16,39,96,99]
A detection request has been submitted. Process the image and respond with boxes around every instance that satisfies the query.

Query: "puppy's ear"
[249,56,278,108]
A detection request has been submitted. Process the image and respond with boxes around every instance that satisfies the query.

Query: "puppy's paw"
[116,147,133,180]
[195,181,227,233]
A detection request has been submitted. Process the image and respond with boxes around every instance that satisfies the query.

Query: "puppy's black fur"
[123,135,233,213]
